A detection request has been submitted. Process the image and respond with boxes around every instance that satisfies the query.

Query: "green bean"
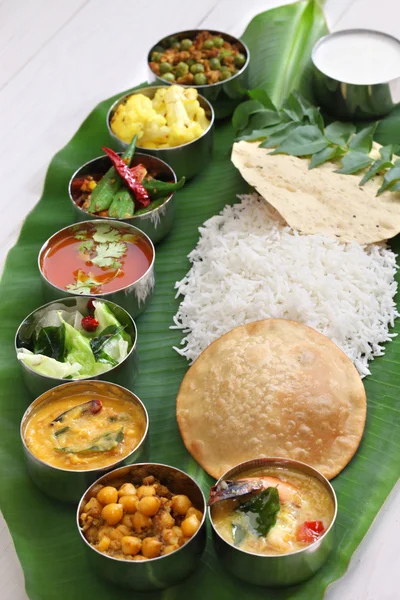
[87,135,137,213]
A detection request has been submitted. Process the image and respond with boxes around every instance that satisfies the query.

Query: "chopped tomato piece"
[297,520,325,543]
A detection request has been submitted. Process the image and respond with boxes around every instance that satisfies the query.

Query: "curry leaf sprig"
[233,90,400,195]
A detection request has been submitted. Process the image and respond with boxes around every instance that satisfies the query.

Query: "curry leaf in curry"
[90,325,126,361]
[238,487,280,537]
[33,325,66,362]
[57,428,124,454]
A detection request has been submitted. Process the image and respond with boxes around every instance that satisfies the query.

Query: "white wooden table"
[1,1,399,598]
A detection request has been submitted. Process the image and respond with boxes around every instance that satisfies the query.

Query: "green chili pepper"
[142,176,186,200]
[87,135,137,214]
[109,189,135,219]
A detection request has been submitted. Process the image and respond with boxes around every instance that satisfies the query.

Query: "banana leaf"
[1,2,400,600]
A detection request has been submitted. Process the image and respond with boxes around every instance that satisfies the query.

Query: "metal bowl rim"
[107,86,215,151]
[312,28,400,85]
[76,461,207,563]
[15,296,138,383]
[20,379,149,474]
[147,28,250,90]
[68,152,177,223]
[208,456,337,559]
[38,219,155,297]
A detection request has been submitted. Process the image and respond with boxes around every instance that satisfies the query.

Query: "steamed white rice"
[172,194,399,377]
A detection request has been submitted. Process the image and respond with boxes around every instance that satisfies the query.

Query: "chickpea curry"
[210,466,335,556]
[23,392,146,470]
[149,31,247,86]
[79,475,204,560]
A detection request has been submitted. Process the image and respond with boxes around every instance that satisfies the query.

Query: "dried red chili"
[101,147,150,208]
[81,315,100,332]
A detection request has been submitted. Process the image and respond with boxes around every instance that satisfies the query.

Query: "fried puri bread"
[176,319,366,480]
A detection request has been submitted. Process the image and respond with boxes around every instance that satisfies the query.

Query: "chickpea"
[118,483,137,497]
[96,536,111,552]
[171,526,184,539]
[132,511,152,533]
[155,510,175,530]
[121,514,133,528]
[119,495,138,513]
[186,507,203,521]
[121,536,142,556]
[97,486,118,505]
[137,485,156,499]
[116,525,131,537]
[143,475,155,485]
[162,528,178,545]
[109,528,124,541]
[133,555,147,561]
[181,514,200,538]
[171,495,192,516]
[101,503,124,526]
[138,496,161,517]
[162,544,179,555]
[142,537,162,558]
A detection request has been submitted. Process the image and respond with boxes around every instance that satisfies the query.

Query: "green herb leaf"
[394,158,400,167]
[349,123,377,153]
[238,487,280,537]
[57,428,124,453]
[52,399,102,424]
[232,523,245,546]
[309,146,345,169]
[78,239,94,253]
[359,159,394,186]
[74,230,87,241]
[380,145,394,162]
[377,167,400,195]
[324,122,355,146]
[92,224,122,243]
[236,129,270,142]
[91,241,127,268]
[259,122,299,148]
[335,151,373,175]
[66,270,99,295]
[270,124,328,156]
[248,89,277,111]
[54,426,70,438]
[90,325,126,361]
[33,325,66,361]
[245,110,282,132]
[232,100,265,133]
[391,181,400,192]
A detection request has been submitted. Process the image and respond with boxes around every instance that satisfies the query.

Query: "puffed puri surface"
[176,319,366,480]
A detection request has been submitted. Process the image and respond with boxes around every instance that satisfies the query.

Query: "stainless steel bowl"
[69,152,177,245]
[312,30,400,119]
[209,457,337,587]
[15,297,139,398]
[107,86,214,181]
[20,381,149,503]
[147,29,250,119]
[77,463,207,591]
[38,220,155,319]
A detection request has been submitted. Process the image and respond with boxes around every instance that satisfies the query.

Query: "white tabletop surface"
[1,1,400,598]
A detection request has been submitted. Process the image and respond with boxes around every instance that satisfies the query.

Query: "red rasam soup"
[40,223,153,295]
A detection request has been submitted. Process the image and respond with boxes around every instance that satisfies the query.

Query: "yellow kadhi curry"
[24,392,146,470]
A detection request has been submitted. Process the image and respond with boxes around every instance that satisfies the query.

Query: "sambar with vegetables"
[23,390,147,471]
